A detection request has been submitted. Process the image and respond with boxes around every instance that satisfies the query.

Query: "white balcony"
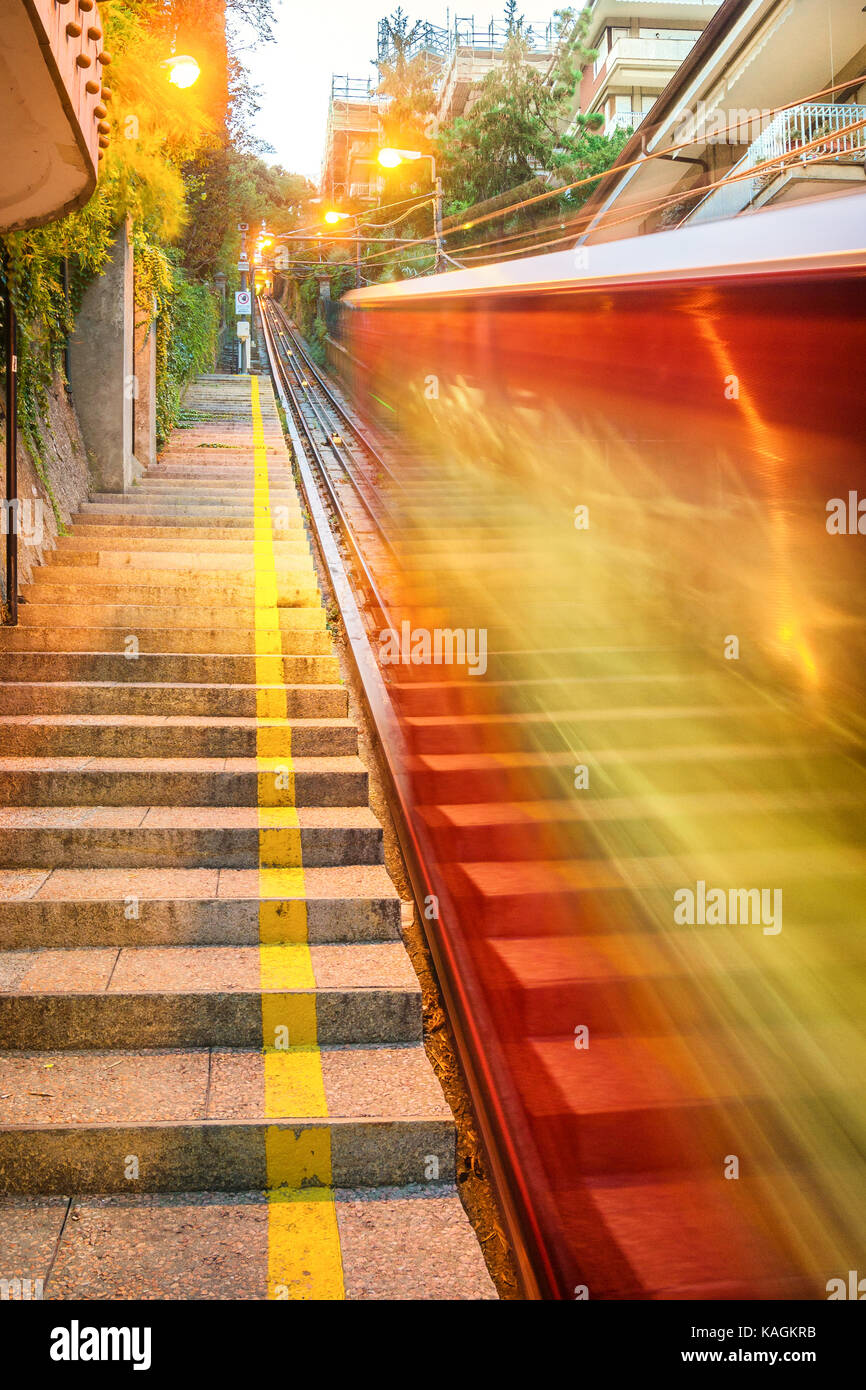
[594,35,696,87]
[606,111,647,135]
[689,103,866,222]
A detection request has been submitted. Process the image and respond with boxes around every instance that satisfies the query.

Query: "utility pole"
[378,148,446,272]
[433,174,445,273]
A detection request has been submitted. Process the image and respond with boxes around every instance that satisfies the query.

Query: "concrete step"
[45,548,318,577]
[0,803,382,867]
[49,530,311,553]
[18,603,327,633]
[0,716,357,759]
[0,628,334,657]
[76,511,266,529]
[0,682,349,718]
[0,863,401,946]
[0,1045,450,1192]
[0,627,334,657]
[19,606,332,633]
[41,559,322,596]
[1,1186,495,1299]
[0,756,370,809]
[23,580,315,610]
[0,942,421,1048]
[45,531,311,551]
[31,567,321,605]
[92,488,301,501]
[0,652,341,683]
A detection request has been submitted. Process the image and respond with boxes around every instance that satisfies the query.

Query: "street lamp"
[377,148,444,272]
[322,212,361,287]
[162,55,201,88]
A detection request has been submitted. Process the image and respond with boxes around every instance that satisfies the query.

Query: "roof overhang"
[0,0,106,232]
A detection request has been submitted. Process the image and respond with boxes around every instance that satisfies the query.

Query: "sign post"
[237,222,250,372]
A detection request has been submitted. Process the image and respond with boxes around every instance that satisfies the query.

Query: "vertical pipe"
[62,256,71,390]
[4,273,18,627]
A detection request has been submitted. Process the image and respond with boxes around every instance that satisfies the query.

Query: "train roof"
[343,191,866,307]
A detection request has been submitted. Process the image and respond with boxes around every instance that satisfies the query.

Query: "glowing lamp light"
[324,210,350,224]
[377,148,404,169]
[164,55,201,89]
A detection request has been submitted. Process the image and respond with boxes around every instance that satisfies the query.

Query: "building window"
[594,27,629,76]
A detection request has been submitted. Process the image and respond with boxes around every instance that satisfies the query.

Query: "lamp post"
[160,55,201,88]
[377,148,444,271]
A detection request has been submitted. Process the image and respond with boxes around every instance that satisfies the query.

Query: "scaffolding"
[376,15,558,68]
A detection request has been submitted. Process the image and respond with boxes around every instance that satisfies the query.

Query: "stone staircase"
[0,373,494,1300]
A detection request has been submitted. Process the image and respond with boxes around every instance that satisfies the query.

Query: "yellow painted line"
[251,375,345,1300]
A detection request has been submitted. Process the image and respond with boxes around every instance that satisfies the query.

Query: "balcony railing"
[689,102,866,222]
[607,110,647,133]
[452,17,557,50]
[596,34,696,79]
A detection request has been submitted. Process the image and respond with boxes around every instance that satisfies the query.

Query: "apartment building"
[576,0,866,241]
[572,1,721,137]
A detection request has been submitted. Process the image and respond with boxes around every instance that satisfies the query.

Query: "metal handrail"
[690,102,866,222]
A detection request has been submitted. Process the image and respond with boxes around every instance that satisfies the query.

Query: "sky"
[243,1,453,183]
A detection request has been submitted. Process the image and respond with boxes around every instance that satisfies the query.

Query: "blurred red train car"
[330,195,866,1299]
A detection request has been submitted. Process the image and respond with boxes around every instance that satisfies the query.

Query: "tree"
[438,5,614,206]
[375,8,437,149]
[504,0,523,36]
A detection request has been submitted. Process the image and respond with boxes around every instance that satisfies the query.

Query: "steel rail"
[268,301,405,494]
[260,301,395,631]
[264,304,405,558]
[263,302,403,570]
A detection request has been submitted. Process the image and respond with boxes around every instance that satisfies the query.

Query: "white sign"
[237,222,249,232]
[235,290,251,314]
[236,320,250,340]
[274,248,289,271]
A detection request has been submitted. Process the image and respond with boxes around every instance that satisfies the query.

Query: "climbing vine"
[0,0,227,474]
